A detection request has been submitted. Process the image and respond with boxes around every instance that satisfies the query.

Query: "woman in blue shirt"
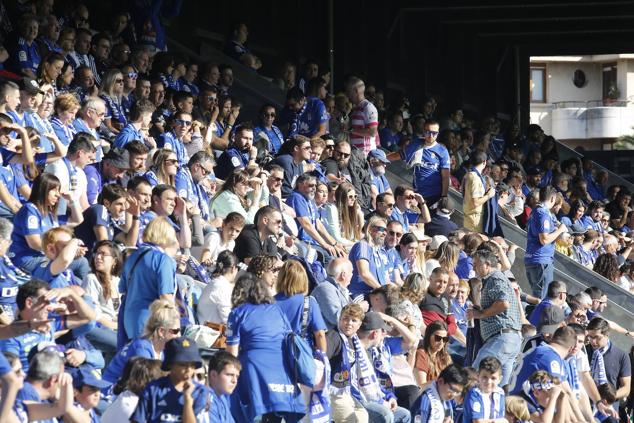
[10,173,83,273]
[348,215,390,298]
[226,274,306,423]
[50,92,80,146]
[559,199,586,228]
[104,299,181,384]
[253,104,284,154]
[144,149,178,187]
[119,217,179,341]
[100,69,128,134]
[274,260,327,352]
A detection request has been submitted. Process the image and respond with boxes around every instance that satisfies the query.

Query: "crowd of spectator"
[0,2,630,423]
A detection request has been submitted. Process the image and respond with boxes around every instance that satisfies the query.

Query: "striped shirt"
[349,99,379,154]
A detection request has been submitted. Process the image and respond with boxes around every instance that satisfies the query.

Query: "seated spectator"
[74,183,128,251]
[413,364,466,423]
[390,185,430,233]
[605,188,631,230]
[581,200,605,233]
[114,99,157,149]
[210,169,263,224]
[463,357,506,422]
[51,92,81,145]
[145,148,178,187]
[253,104,284,155]
[572,229,601,269]
[348,216,390,297]
[379,111,404,152]
[103,299,181,384]
[175,150,215,222]
[101,357,163,423]
[246,254,283,295]
[71,366,112,421]
[9,173,83,274]
[225,274,306,422]
[201,351,241,422]
[233,206,280,264]
[32,226,84,288]
[0,279,96,371]
[425,207,458,238]
[397,233,423,277]
[11,15,41,79]
[197,250,239,325]
[131,337,208,422]
[157,111,193,166]
[518,370,572,423]
[321,182,363,248]
[368,149,392,198]
[420,267,465,345]
[312,257,357,330]
[414,320,452,387]
[119,217,179,340]
[285,87,328,139]
[215,123,257,180]
[200,212,244,266]
[528,280,568,327]
[273,137,310,198]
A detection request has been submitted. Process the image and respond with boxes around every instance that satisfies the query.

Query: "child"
[200,212,245,267]
[205,351,241,422]
[416,364,467,422]
[518,370,569,423]
[462,357,506,423]
[504,395,530,423]
[596,383,619,423]
[73,366,113,422]
[131,337,209,423]
[32,226,84,288]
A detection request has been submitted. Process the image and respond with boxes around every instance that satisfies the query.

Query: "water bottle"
[467,305,475,328]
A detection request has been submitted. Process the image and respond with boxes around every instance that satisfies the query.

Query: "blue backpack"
[278,297,316,387]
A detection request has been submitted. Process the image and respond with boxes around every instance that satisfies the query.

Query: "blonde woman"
[119,217,179,339]
[103,299,181,384]
[410,227,428,276]
[274,260,327,352]
[397,272,427,336]
[322,182,363,248]
[425,241,460,277]
[144,148,178,187]
[100,68,127,133]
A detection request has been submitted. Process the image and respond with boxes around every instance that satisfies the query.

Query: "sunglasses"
[405,195,416,200]
[167,327,181,335]
[115,78,124,83]
[270,176,283,183]
[425,130,439,137]
[175,119,192,127]
[381,202,395,208]
[206,96,218,102]
[199,165,213,176]
[434,334,449,343]
[335,151,351,158]
[127,72,138,79]
[373,226,387,233]
[348,194,358,200]
[263,113,276,118]
[388,230,403,237]
[165,159,178,165]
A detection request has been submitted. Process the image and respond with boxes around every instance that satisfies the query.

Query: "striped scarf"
[591,340,610,386]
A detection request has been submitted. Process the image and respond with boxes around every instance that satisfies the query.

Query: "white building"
[529,54,634,149]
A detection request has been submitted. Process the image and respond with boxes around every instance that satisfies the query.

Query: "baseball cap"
[18,78,43,95]
[568,223,588,235]
[437,207,454,218]
[104,148,130,169]
[537,306,566,334]
[161,337,203,371]
[368,149,390,164]
[360,312,391,332]
[72,366,112,389]
[526,166,543,176]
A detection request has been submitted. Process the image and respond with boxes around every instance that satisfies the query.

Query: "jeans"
[473,331,522,387]
[69,256,91,281]
[364,402,411,423]
[85,325,117,365]
[525,262,554,298]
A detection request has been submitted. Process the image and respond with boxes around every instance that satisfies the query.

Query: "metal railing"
[552,99,633,108]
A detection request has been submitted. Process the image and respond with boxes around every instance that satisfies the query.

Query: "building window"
[602,63,618,100]
[530,65,546,103]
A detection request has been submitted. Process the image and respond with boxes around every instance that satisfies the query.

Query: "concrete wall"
[542,61,603,103]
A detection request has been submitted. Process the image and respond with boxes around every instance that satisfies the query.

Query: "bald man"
[311,258,361,329]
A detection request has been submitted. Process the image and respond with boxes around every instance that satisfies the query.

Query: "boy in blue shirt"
[201,351,241,423]
[72,366,112,422]
[462,357,506,423]
[132,337,209,423]
[414,364,466,423]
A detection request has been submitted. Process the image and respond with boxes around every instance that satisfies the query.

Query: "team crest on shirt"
[544,219,551,230]
[550,360,561,375]
[472,401,481,412]
[231,156,241,167]
[333,370,349,382]
[27,216,38,229]
[19,51,27,61]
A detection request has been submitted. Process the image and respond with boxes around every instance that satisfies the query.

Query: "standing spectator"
[312,257,356,330]
[226,274,306,422]
[525,186,568,298]
[120,217,178,340]
[197,250,239,325]
[406,119,450,208]
[468,250,522,387]
[346,77,379,154]
[463,151,496,233]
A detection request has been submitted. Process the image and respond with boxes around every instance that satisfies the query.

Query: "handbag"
[277,297,316,388]
[204,321,227,349]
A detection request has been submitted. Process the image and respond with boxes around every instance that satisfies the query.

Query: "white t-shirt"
[44,158,87,213]
[197,275,233,325]
[202,230,235,264]
[101,390,139,423]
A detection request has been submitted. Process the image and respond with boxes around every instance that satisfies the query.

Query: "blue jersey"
[525,205,558,265]
[273,293,327,336]
[462,386,505,423]
[0,351,11,377]
[32,260,82,288]
[253,125,284,154]
[0,256,25,319]
[175,168,210,220]
[389,206,419,233]
[72,118,102,162]
[378,127,402,151]
[408,142,450,198]
[74,204,113,251]
[114,123,145,149]
[215,147,249,180]
[0,318,63,370]
[24,112,55,152]
[15,381,55,423]
[292,96,328,137]
[348,240,390,297]
[371,171,391,195]
[132,376,209,423]
[158,131,187,166]
[0,164,27,201]
[209,390,234,422]
[286,190,320,244]
[417,381,454,423]
[509,343,567,395]
[9,202,64,268]
[103,338,157,383]
[101,95,127,127]
[15,37,40,74]
[51,116,77,146]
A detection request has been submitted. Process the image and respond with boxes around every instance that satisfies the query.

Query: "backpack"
[278,298,316,388]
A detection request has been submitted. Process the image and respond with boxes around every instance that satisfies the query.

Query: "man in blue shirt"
[525,186,569,298]
[286,173,346,260]
[114,99,157,149]
[273,137,310,198]
[286,87,328,139]
[528,280,568,327]
[378,111,404,152]
[368,149,392,198]
[215,123,257,180]
[406,119,450,208]
[176,151,214,222]
[12,16,40,78]
[204,351,241,423]
[311,257,357,330]
[390,185,430,233]
[158,111,192,166]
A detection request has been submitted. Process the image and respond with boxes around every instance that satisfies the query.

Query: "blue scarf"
[307,349,331,423]
[591,340,610,386]
[470,169,502,237]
